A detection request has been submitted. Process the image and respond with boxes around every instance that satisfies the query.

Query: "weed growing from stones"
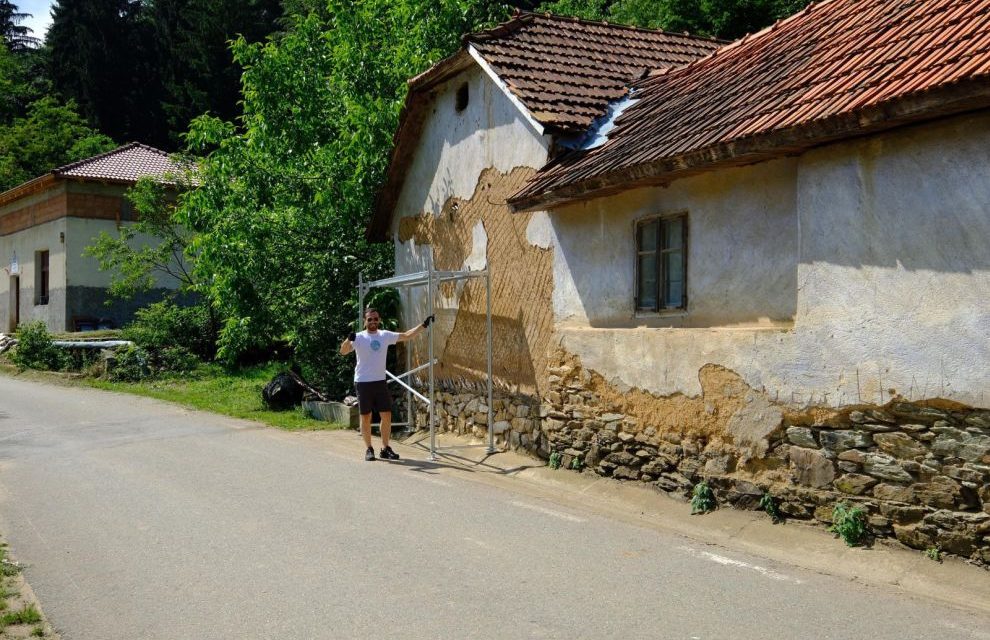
[691,481,717,515]
[925,546,943,563]
[759,491,784,524]
[548,451,562,470]
[829,502,868,546]
[569,455,583,471]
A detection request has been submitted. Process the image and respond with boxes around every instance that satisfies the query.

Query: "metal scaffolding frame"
[357,262,494,461]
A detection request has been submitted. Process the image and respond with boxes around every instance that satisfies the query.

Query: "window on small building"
[455,82,469,113]
[636,214,687,312]
[35,250,49,306]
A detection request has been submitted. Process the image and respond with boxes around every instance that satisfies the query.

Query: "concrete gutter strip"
[392,431,990,615]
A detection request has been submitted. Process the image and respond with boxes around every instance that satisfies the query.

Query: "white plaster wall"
[390,64,552,328]
[552,158,799,328]
[0,218,68,331]
[556,112,990,408]
[66,218,184,289]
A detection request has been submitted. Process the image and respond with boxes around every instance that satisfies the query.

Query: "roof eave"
[367,50,478,243]
[0,174,59,210]
[509,76,990,213]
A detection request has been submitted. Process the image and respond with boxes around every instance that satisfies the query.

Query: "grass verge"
[0,541,55,638]
[85,363,346,431]
[0,360,346,432]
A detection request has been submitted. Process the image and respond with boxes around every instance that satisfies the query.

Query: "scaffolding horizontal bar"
[361,269,488,290]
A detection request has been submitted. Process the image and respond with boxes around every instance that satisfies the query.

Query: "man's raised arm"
[340,331,357,355]
[397,315,435,343]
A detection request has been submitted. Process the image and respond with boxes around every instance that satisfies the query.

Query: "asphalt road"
[0,375,988,640]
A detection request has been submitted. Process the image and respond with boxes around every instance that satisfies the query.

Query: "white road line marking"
[510,500,586,523]
[677,546,803,584]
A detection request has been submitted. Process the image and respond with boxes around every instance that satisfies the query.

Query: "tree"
[0,0,38,50]
[538,0,810,39]
[148,0,284,146]
[83,176,199,301]
[47,0,287,149]
[0,96,115,191]
[47,0,162,145]
[171,0,509,395]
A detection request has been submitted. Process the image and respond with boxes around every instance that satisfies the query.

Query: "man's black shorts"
[355,380,392,415]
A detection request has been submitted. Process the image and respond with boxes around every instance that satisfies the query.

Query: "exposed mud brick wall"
[418,348,990,563]
[398,167,553,395]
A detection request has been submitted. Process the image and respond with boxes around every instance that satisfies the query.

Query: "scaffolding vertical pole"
[427,259,437,461]
[405,341,413,432]
[486,268,495,454]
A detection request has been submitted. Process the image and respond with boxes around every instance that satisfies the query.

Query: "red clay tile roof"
[54,142,184,183]
[510,0,990,211]
[466,12,722,133]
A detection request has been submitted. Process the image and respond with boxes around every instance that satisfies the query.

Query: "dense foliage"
[0,6,115,191]
[538,0,810,39]
[47,0,287,148]
[174,1,508,396]
[11,321,67,371]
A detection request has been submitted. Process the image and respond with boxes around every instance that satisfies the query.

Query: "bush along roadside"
[0,537,56,638]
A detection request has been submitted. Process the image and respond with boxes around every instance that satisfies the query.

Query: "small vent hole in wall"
[455,82,469,113]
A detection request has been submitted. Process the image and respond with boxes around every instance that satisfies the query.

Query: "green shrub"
[108,345,151,381]
[11,322,67,371]
[122,301,216,360]
[691,481,717,515]
[548,451,562,470]
[830,502,869,546]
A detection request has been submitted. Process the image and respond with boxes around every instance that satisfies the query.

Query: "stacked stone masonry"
[415,366,990,565]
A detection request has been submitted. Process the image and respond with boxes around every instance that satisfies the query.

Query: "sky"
[17,0,54,42]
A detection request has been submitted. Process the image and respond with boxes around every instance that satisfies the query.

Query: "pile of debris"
[262,370,328,410]
[0,333,16,355]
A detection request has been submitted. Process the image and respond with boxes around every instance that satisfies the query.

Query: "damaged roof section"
[367,11,721,241]
[466,12,722,134]
[510,0,990,211]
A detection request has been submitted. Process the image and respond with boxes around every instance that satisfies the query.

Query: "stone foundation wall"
[413,359,990,564]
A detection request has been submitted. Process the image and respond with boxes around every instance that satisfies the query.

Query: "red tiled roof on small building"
[0,143,187,209]
[54,142,183,183]
[467,12,722,133]
[510,0,990,211]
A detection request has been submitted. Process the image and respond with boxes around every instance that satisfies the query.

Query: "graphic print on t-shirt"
[370,340,381,351]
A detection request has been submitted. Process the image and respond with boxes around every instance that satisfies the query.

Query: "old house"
[1,143,186,332]
[372,2,990,558]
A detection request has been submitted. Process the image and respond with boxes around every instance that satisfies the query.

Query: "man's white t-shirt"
[353,330,400,382]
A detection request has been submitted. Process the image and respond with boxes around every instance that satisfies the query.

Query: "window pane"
[662,217,683,250]
[638,254,657,309]
[638,220,658,252]
[663,250,684,308]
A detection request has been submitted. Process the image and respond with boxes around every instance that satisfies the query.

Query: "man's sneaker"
[380,446,400,460]
[365,447,376,461]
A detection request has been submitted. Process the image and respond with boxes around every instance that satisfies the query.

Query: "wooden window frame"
[35,250,49,306]
[634,213,688,312]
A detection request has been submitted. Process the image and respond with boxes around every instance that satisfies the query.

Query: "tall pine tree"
[0,0,38,50]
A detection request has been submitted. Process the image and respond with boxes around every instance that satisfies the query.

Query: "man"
[340,308,434,461]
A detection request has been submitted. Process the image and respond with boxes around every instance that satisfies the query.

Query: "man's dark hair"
[364,307,379,318]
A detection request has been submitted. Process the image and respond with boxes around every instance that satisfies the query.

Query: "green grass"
[82,363,347,431]
[1,604,42,627]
